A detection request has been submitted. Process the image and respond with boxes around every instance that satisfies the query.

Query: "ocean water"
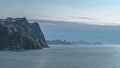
[0,45,120,68]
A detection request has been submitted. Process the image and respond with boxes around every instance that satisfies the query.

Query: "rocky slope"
[0,17,48,50]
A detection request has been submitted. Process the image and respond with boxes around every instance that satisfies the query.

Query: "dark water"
[0,45,120,68]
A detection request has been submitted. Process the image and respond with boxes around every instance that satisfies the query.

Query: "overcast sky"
[0,0,120,25]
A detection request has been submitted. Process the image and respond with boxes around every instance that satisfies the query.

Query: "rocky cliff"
[0,17,48,50]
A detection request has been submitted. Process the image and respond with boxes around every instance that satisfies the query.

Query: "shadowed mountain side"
[0,17,48,50]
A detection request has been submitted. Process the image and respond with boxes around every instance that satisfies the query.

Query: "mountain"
[30,19,120,45]
[46,39,103,45]
[46,39,73,45]
[71,41,103,45]
[0,17,48,50]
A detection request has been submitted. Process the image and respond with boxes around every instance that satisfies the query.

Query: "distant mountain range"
[46,39,103,45]
[30,19,120,45]
[46,39,73,45]
[71,41,103,45]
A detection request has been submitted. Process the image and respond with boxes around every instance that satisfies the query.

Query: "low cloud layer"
[71,16,97,20]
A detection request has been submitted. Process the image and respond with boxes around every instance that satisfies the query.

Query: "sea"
[0,45,120,68]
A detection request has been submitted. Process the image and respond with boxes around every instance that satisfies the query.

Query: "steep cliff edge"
[0,17,48,50]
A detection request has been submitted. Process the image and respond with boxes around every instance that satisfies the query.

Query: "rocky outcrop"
[0,17,48,50]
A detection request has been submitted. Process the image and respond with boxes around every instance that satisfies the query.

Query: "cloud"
[41,16,66,20]
[71,16,97,20]
[30,15,120,26]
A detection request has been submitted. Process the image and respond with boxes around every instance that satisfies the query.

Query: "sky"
[0,0,120,25]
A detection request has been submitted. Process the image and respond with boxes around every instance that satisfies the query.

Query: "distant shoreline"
[46,39,103,45]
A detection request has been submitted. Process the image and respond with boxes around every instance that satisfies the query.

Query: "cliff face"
[0,17,48,50]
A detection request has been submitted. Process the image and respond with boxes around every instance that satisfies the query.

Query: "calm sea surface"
[0,45,120,68]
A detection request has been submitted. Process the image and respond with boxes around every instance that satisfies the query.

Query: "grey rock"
[0,17,48,50]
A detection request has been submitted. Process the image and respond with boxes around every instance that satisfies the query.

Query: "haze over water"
[0,45,120,68]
